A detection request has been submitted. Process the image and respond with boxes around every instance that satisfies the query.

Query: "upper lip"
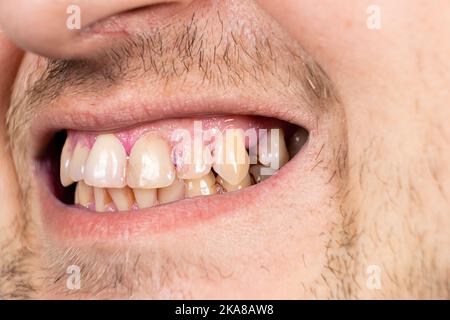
[30,87,317,159]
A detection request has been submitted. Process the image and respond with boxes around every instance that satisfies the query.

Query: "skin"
[0,0,449,299]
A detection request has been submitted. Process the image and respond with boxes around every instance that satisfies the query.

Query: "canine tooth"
[94,187,113,212]
[84,134,127,188]
[185,171,217,197]
[74,181,93,207]
[108,187,135,211]
[175,143,213,180]
[158,178,185,204]
[258,129,289,169]
[216,173,252,192]
[288,129,308,158]
[69,142,90,182]
[212,129,250,185]
[60,139,73,186]
[127,134,175,188]
[133,188,157,209]
[249,165,277,184]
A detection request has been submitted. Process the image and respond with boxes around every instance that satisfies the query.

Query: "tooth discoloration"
[108,187,135,211]
[185,171,217,197]
[217,173,253,192]
[94,187,113,212]
[127,134,175,189]
[133,188,158,209]
[62,121,301,212]
[213,129,250,185]
[158,178,185,204]
[75,181,94,208]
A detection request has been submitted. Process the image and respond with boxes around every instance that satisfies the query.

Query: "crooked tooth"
[69,142,90,182]
[108,187,135,211]
[258,129,289,169]
[133,188,157,209]
[288,128,308,158]
[84,134,127,188]
[216,173,252,192]
[94,187,113,212]
[212,129,250,185]
[185,171,217,197]
[127,134,175,189]
[74,181,94,207]
[249,165,276,184]
[60,139,74,187]
[158,178,185,204]
[175,142,213,180]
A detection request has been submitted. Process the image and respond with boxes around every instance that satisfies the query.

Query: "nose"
[0,0,195,58]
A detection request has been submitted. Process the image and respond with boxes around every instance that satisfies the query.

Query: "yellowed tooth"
[258,129,289,169]
[216,173,253,192]
[127,134,175,189]
[249,165,276,184]
[175,142,213,180]
[74,181,93,207]
[84,134,127,188]
[60,139,74,187]
[93,187,113,212]
[69,142,90,182]
[185,171,217,197]
[212,129,250,185]
[133,188,157,209]
[287,128,308,158]
[158,178,185,204]
[108,187,135,211]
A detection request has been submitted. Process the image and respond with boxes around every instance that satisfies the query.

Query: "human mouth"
[58,116,307,213]
[31,94,312,242]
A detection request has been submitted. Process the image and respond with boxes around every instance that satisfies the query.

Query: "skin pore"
[1,0,449,299]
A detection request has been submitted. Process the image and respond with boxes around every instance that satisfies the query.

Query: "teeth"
[249,165,277,184]
[84,134,127,188]
[93,187,113,212]
[127,134,175,189]
[216,173,253,192]
[69,142,90,182]
[213,129,250,185]
[287,128,308,158]
[60,140,74,187]
[74,181,94,207]
[175,142,213,180]
[108,187,135,211]
[258,129,289,169]
[185,171,217,197]
[133,188,157,209]
[158,178,185,204]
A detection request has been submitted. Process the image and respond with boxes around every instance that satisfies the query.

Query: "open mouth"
[44,115,308,213]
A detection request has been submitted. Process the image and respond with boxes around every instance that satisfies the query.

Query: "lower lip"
[38,159,295,244]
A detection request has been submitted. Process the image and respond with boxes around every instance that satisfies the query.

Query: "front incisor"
[212,129,250,185]
[127,134,176,189]
[84,134,127,188]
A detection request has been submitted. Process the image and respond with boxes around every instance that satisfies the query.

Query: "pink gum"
[66,116,286,155]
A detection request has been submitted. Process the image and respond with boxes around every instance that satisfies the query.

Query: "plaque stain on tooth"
[127,134,176,189]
